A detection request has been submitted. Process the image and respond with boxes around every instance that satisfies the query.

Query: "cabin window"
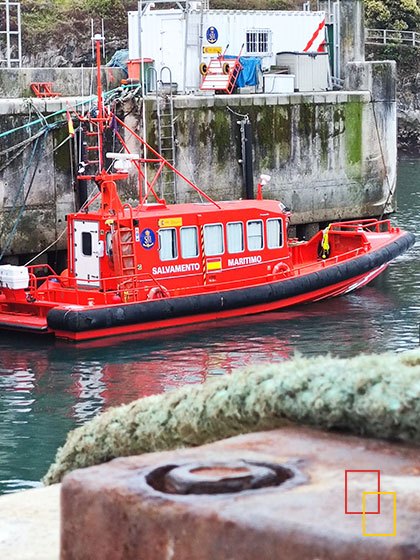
[246,29,271,55]
[82,232,92,256]
[203,224,224,256]
[227,222,244,253]
[247,220,264,251]
[180,226,199,259]
[158,228,178,261]
[267,219,283,249]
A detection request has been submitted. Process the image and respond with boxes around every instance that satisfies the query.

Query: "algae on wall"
[172,92,390,225]
[0,89,395,257]
[344,100,363,181]
[0,113,70,258]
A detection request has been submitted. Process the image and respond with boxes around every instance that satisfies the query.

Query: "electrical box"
[275,52,329,91]
[0,265,29,290]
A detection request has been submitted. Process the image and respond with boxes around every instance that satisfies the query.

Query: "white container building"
[128,9,328,92]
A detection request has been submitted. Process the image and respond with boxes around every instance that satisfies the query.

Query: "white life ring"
[272,262,290,278]
[147,286,170,300]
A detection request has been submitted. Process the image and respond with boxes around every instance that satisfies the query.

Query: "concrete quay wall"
[0,68,396,259]
[0,96,86,260]
[169,82,395,229]
[0,67,125,99]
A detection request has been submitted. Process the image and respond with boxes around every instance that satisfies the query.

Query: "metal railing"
[330,218,394,233]
[26,267,167,306]
[0,0,22,68]
[366,28,420,48]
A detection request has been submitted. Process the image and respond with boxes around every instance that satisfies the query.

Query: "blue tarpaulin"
[106,49,130,76]
[224,56,262,88]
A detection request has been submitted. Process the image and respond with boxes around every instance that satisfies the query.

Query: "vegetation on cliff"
[21,0,135,50]
[365,0,420,74]
[18,0,420,54]
[365,0,420,31]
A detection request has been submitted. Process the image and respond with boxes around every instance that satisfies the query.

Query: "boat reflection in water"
[1,154,420,493]
[0,273,416,494]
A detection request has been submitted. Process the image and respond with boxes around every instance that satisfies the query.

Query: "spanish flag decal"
[206,257,222,272]
[158,217,183,228]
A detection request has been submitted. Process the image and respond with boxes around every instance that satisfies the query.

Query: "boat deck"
[0,311,49,333]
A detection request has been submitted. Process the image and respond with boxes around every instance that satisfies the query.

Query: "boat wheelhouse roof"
[82,198,288,219]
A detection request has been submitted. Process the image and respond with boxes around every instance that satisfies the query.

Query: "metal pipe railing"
[365,28,420,48]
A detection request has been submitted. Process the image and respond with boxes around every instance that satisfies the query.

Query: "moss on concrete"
[53,127,72,172]
[317,106,330,169]
[248,105,291,170]
[44,348,420,485]
[298,101,315,139]
[210,109,231,162]
[344,101,363,179]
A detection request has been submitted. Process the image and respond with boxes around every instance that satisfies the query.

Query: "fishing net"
[43,348,420,485]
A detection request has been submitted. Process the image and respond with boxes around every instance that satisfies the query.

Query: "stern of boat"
[0,264,56,334]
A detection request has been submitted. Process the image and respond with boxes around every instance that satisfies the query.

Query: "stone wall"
[0,98,74,260]
[167,91,395,228]
[366,44,420,154]
[0,67,125,98]
[339,0,365,78]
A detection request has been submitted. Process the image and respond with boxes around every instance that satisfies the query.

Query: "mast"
[75,20,221,213]
[95,33,104,172]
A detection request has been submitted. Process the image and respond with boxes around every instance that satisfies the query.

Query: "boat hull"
[45,231,415,341]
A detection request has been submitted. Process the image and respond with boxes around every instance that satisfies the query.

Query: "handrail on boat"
[26,270,166,305]
[27,263,59,277]
[27,264,60,292]
[22,221,386,305]
[26,241,371,304]
[330,219,394,233]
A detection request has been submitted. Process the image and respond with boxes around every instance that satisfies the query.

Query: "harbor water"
[0,158,419,495]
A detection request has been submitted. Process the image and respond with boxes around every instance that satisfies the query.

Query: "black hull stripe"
[47,232,415,333]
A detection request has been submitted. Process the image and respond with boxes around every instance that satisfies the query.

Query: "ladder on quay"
[149,66,177,203]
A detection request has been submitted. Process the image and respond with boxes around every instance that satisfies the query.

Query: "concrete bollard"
[60,426,420,560]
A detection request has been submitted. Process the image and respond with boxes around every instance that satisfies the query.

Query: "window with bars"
[246,29,271,55]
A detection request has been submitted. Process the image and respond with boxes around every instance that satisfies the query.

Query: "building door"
[73,220,100,287]
[160,17,184,89]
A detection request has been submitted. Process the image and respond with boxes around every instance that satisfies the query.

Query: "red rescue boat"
[0,39,415,342]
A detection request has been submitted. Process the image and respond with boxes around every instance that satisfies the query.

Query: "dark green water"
[0,159,419,495]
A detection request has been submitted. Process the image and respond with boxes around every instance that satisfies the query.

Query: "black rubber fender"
[47,232,415,333]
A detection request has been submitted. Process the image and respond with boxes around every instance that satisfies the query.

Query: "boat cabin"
[68,198,291,298]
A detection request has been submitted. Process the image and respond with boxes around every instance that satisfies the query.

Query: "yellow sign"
[203,46,222,54]
[158,217,183,228]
